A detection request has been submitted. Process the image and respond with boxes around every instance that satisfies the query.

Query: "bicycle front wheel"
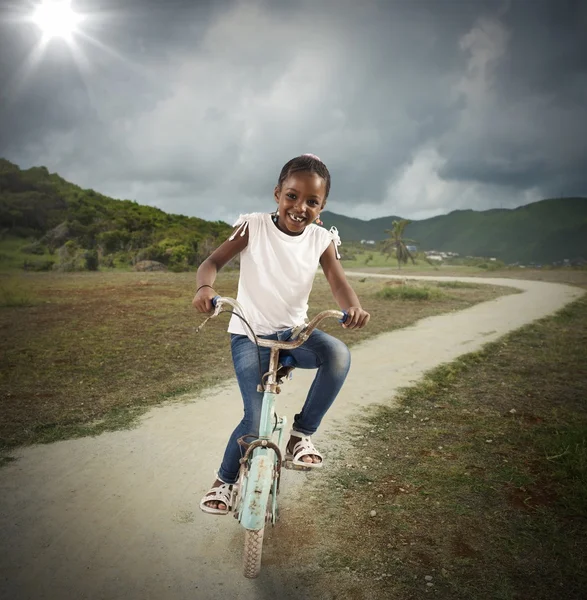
[243,528,265,579]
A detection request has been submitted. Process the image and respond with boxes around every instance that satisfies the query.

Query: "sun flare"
[32,0,81,41]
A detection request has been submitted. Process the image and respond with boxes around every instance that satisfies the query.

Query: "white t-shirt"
[227,212,341,336]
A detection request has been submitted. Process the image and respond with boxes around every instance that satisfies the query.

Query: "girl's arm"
[192,228,249,313]
[319,243,370,330]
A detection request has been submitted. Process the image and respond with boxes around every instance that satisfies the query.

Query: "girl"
[193,154,370,514]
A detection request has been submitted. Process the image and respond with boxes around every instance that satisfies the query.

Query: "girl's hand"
[342,307,370,330]
[192,286,217,313]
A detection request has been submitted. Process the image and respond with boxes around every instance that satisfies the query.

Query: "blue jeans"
[217,328,351,484]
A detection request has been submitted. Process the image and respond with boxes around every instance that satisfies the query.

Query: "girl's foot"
[200,479,234,514]
[204,479,227,510]
[286,434,323,465]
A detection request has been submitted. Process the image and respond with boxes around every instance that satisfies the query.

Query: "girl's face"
[273,171,327,236]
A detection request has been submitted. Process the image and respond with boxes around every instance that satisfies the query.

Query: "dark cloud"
[436,0,587,200]
[0,0,585,223]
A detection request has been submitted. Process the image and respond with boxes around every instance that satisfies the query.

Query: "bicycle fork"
[237,348,287,530]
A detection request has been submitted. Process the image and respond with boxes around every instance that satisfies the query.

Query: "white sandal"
[284,430,324,469]
[199,481,237,515]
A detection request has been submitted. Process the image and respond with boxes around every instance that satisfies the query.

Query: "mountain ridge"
[1,158,586,265]
[321,197,587,263]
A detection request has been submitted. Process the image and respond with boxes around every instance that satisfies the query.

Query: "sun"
[31,1,82,41]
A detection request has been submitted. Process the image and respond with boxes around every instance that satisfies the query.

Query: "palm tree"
[382,219,417,269]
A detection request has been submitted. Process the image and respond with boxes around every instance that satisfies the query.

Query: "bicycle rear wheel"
[243,528,265,578]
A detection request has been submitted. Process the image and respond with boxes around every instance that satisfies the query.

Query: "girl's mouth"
[288,213,306,224]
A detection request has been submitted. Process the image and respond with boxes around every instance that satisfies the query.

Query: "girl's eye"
[287,193,296,200]
[308,199,319,206]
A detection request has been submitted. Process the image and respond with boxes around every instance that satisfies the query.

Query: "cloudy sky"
[1,0,586,224]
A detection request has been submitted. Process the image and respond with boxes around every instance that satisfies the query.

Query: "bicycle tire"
[243,528,265,579]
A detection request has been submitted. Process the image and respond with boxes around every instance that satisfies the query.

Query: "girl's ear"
[273,185,280,204]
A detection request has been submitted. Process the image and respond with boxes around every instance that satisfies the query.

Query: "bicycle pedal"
[283,461,312,472]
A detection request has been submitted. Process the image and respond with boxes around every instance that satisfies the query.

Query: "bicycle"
[197,295,347,578]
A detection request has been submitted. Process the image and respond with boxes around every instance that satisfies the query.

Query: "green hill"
[322,198,587,263]
[0,159,232,271]
[2,159,585,269]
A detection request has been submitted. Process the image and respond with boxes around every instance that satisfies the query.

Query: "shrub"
[436,281,479,289]
[100,255,115,268]
[377,285,444,301]
[168,262,189,273]
[20,241,47,255]
[96,230,130,253]
[134,245,167,264]
[54,243,86,271]
[64,240,78,253]
[476,261,505,271]
[84,249,99,271]
[23,259,55,272]
[165,244,193,267]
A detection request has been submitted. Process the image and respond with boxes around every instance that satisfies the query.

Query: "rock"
[133,260,168,272]
[370,510,377,517]
[425,575,433,581]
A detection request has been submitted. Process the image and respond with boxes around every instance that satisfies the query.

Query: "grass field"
[0,270,514,456]
[282,280,587,600]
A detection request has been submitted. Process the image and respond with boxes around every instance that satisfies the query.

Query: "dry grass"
[281,292,587,600]
[0,271,512,453]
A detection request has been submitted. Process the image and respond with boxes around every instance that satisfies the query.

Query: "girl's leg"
[286,329,351,454]
[216,333,274,484]
[203,333,273,511]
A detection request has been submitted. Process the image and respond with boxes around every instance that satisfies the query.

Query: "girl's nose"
[295,198,306,212]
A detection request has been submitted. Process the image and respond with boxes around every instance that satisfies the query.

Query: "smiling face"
[273,171,327,236]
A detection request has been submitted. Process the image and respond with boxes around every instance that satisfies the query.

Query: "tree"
[382,219,417,269]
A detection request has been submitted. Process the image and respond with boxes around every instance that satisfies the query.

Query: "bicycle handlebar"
[210,295,347,350]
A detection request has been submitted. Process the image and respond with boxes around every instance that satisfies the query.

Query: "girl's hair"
[276,154,331,202]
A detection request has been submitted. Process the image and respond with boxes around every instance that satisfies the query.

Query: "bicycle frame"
[235,343,288,530]
[237,384,286,529]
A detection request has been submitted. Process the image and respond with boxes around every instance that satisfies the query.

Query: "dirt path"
[0,274,583,600]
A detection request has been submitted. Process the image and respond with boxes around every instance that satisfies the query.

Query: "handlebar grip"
[212,295,221,307]
[339,310,348,324]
